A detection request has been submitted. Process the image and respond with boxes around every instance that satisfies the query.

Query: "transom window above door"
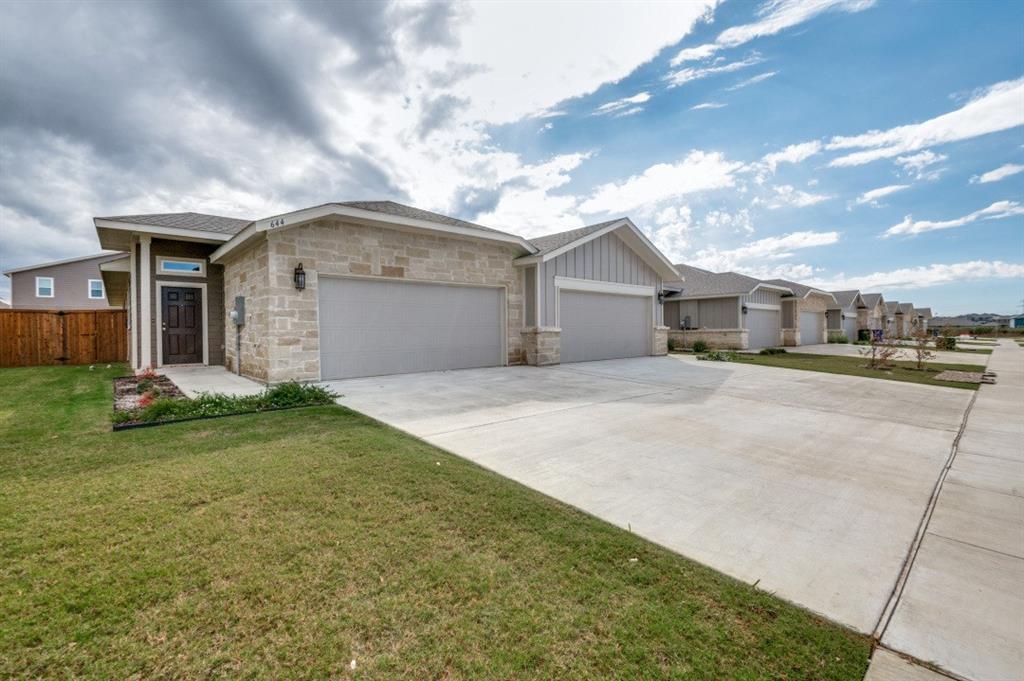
[157,257,205,276]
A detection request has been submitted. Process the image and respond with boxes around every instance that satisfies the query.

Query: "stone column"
[521,327,560,366]
[652,325,669,355]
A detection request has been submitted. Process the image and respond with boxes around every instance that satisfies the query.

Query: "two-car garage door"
[318,277,504,380]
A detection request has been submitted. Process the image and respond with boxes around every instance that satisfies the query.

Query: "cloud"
[593,92,651,116]
[665,54,763,88]
[827,78,1024,167]
[648,205,694,260]
[758,184,832,209]
[762,140,822,171]
[686,229,839,272]
[725,71,778,91]
[671,0,876,65]
[809,261,1024,291]
[579,150,744,214]
[690,102,727,110]
[895,150,947,179]
[970,163,1024,184]
[883,200,1024,238]
[855,184,910,205]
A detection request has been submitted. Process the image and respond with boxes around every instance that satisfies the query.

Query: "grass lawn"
[735,353,982,390]
[0,365,870,680]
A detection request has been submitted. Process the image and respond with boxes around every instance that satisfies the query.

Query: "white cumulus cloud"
[827,78,1024,167]
[762,140,823,172]
[666,54,763,88]
[970,163,1024,184]
[758,184,832,209]
[855,184,910,205]
[883,200,1024,238]
[686,229,839,272]
[593,91,652,116]
[809,261,1024,291]
[690,101,727,110]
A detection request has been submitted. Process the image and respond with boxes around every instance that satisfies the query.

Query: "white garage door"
[842,315,858,341]
[318,277,503,380]
[560,290,650,363]
[799,311,825,345]
[746,308,780,348]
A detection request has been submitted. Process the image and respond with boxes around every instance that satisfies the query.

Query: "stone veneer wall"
[233,218,527,383]
[652,326,668,355]
[782,328,800,346]
[221,240,271,381]
[521,327,560,366]
[668,328,748,350]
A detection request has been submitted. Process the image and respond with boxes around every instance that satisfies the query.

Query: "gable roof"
[97,211,251,235]
[764,278,837,303]
[917,307,933,319]
[861,292,884,309]
[517,218,679,280]
[210,200,536,263]
[829,290,864,311]
[3,251,125,276]
[885,301,900,314]
[898,302,915,316]
[665,263,791,298]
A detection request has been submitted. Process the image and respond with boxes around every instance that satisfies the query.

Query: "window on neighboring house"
[157,257,205,276]
[35,276,54,298]
[88,279,104,299]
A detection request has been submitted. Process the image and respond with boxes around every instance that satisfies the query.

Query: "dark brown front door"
[161,287,202,364]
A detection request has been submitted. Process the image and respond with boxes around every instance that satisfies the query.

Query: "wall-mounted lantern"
[741,304,749,314]
[294,263,306,290]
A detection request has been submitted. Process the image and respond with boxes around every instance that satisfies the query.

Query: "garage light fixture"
[741,304,748,314]
[294,263,306,290]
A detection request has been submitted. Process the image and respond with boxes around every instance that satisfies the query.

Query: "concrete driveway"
[324,355,972,635]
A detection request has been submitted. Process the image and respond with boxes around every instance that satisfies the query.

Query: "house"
[662,265,793,349]
[860,293,886,333]
[992,314,1024,329]
[2,252,127,309]
[897,302,916,336]
[884,301,900,337]
[94,202,678,382]
[915,307,933,333]
[826,290,866,341]
[0,299,9,309]
[763,279,836,346]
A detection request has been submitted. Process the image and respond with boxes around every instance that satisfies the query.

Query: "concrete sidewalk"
[161,365,265,398]
[867,339,1023,681]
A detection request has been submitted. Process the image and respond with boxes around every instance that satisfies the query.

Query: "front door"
[161,286,202,364]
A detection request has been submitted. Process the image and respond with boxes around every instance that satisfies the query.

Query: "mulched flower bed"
[932,370,993,385]
[113,374,186,412]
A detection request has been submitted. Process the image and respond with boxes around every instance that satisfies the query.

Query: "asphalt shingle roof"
[829,290,862,310]
[98,211,252,235]
[337,201,513,236]
[898,302,916,316]
[764,278,832,300]
[666,263,767,297]
[917,307,933,318]
[526,219,624,256]
[861,293,884,309]
[885,301,901,314]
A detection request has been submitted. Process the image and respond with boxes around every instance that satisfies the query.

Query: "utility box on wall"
[231,296,245,326]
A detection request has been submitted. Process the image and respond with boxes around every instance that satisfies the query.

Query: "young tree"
[860,333,902,370]
[910,328,936,370]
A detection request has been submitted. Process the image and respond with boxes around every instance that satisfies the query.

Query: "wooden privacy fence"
[0,309,128,367]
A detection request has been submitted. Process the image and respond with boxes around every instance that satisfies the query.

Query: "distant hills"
[931,313,1017,326]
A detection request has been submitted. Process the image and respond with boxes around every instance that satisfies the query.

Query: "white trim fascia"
[157,256,206,277]
[553,276,655,297]
[129,239,137,369]
[99,256,130,272]
[4,251,123,276]
[664,292,743,302]
[87,279,105,299]
[210,204,537,264]
[94,219,233,243]
[139,236,152,370]
[753,283,793,295]
[155,280,210,368]
[34,276,55,298]
[745,302,781,311]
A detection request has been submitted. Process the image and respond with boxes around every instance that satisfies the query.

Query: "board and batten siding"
[523,265,537,326]
[665,296,740,329]
[538,231,662,327]
[742,288,782,306]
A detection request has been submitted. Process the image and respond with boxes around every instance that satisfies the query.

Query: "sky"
[0,0,1021,315]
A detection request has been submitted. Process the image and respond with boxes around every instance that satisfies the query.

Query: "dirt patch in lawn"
[113,374,185,412]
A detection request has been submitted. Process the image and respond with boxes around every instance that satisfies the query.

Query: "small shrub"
[667,337,679,352]
[136,378,154,394]
[692,340,709,353]
[115,382,339,425]
[828,334,849,344]
[759,347,787,355]
[935,336,957,351]
[697,350,736,362]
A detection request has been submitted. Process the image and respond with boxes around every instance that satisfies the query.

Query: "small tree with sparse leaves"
[860,333,902,370]
[909,328,935,370]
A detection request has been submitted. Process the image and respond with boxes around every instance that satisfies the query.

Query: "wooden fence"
[0,309,128,367]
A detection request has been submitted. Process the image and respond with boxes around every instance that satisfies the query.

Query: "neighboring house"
[898,302,916,336]
[915,307,933,333]
[0,299,9,309]
[860,293,886,332]
[662,264,792,349]
[884,301,900,337]
[992,314,1024,329]
[2,252,126,309]
[763,279,836,346]
[94,202,678,382]
[826,290,866,341]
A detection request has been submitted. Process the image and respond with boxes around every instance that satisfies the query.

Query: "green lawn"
[735,353,982,389]
[0,365,869,680]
